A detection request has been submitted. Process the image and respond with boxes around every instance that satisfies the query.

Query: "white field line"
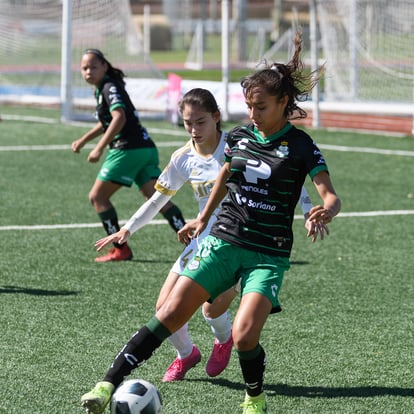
[1,211,414,231]
[0,219,165,231]
[1,120,413,230]
[0,142,187,151]
[1,137,414,157]
[1,114,59,124]
[1,114,413,155]
[317,144,414,157]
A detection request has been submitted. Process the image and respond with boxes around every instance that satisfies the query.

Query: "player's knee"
[155,298,164,313]
[232,330,258,352]
[88,190,97,206]
[202,303,215,319]
[89,190,108,209]
[156,302,186,332]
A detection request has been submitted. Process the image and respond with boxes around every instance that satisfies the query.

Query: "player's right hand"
[178,218,206,244]
[71,139,84,153]
[95,229,130,251]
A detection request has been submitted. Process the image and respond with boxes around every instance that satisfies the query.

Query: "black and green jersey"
[210,122,328,257]
[95,75,156,150]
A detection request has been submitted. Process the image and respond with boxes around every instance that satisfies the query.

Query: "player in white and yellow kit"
[94,88,234,382]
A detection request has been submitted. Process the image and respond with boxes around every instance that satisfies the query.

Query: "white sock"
[167,322,193,359]
[202,309,232,344]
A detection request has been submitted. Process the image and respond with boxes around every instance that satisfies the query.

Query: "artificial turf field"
[1,106,413,413]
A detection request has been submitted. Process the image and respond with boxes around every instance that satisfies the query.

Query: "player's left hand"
[87,147,103,163]
[307,205,335,225]
[305,218,329,242]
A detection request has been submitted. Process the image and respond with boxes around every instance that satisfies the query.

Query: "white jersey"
[155,132,226,216]
[155,132,227,273]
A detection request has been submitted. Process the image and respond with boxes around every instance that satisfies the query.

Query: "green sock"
[146,316,172,341]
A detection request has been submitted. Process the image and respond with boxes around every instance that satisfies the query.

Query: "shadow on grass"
[130,259,175,264]
[94,258,174,264]
[193,378,414,398]
[0,285,79,296]
[102,259,303,265]
[265,383,414,398]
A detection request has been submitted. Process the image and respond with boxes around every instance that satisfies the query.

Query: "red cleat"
[95,244,133,263]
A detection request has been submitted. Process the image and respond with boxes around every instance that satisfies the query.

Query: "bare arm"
[178,162,232,244]
[300,186,330,242]
[86,108,126,163]
[71,122,103,153]
[95,191,171,251]
[307,171,341,224]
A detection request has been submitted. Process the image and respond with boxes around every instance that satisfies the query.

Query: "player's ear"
[278,95,289,106]
[213,110,221,124]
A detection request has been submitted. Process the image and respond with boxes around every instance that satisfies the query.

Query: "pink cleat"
[205,334,233,377]
[162,345,201,382]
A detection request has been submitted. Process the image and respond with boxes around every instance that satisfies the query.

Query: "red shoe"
[95,244,133,263]
[162,345,201,382]
[205,334,233,377]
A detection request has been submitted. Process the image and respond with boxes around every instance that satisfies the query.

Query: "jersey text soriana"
[210,123,328,257]
[95,76,156,150]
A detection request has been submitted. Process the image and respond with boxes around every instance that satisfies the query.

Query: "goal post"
[316,0,414,103]
[61,0,163,122]
[0,0,163,122]
[1,0,412,132]
[60,0,73,122]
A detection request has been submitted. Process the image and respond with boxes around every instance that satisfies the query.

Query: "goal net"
[317,0,414,103]
[0,0,163,121]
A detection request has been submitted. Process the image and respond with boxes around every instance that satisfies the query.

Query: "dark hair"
[83,48,127,85]
[178,88,221,131]
[241,32,324,120]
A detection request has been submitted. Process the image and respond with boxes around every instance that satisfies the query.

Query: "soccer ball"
[110,379,162,414]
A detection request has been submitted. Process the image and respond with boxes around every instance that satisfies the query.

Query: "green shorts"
[181,235,290,312]
[97,147,161,188]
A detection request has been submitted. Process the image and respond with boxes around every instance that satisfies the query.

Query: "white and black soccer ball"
[110,379,162,414]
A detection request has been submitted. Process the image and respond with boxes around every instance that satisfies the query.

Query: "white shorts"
[171,221,214,274]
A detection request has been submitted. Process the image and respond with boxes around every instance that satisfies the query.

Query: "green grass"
[0,108,413,413]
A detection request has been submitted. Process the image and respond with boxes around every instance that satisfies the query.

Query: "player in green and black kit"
[80,33,340,414]
[72,49,185,262]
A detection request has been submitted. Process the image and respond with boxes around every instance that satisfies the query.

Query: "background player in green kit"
[80,33,340,414]
[72,49,185,262]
